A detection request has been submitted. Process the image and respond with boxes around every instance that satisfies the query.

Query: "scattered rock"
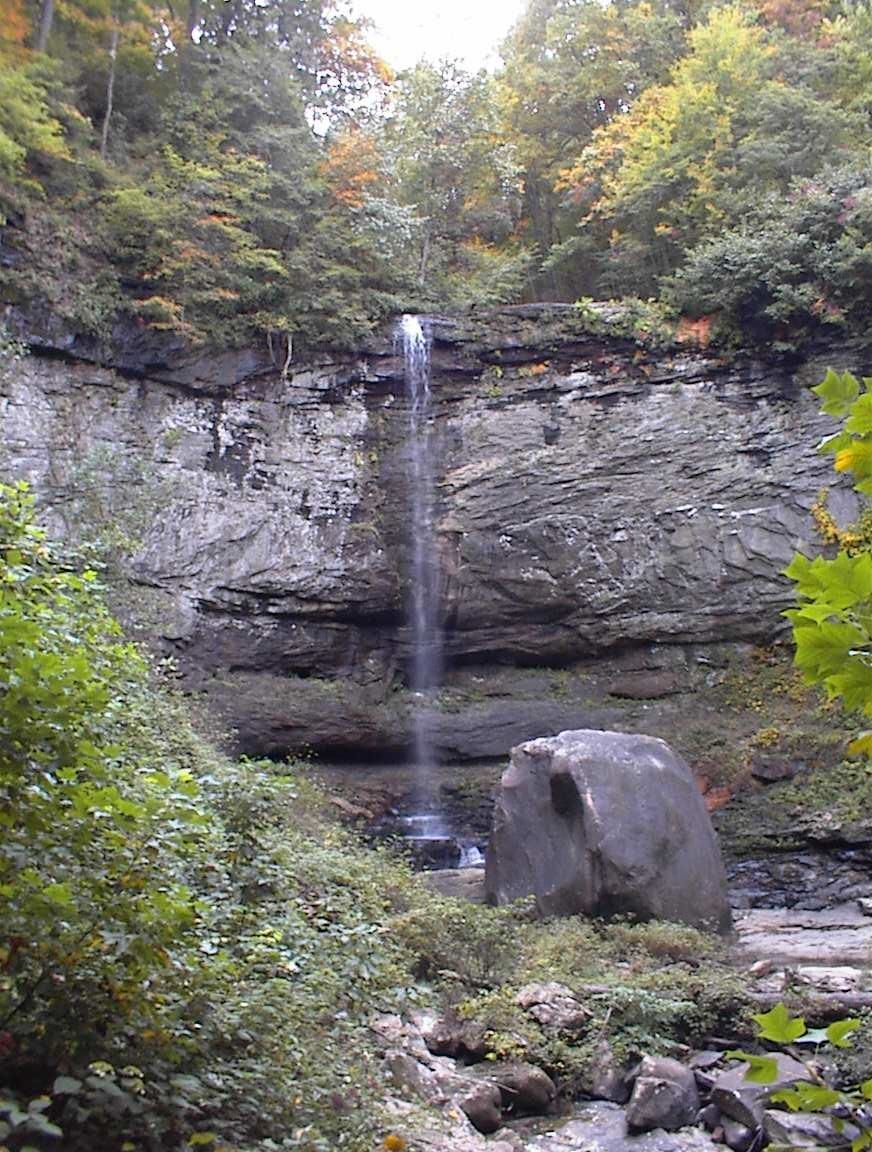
[859,897,872,917]
[733,906,872,965]
[422,867,487,903]
[484,1062,557,1116]
[385,1050,443,1103]
[626,1056,700,1132]
[328,795,374,820]
[698,1103,721,1130]
[763,1109,860,1148]
[410,1009,488,1061]
[721,1116,756,1152]
[485,730,732,931]
[371,1013,431,1061]
[516,982,591,1034]
[750,756,801,783]
[711,1053,809,1128]
[608,673,685,700]
[526,1101,722,1152]
[580,1040,631,1104]
[458,1082,503,1135]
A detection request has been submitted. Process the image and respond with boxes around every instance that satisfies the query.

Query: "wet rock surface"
[727,848,872,911]
[2,313,868,758]
[733,905,872,966]
[524,1103,722,1152]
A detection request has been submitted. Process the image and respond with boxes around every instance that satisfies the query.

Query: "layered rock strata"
[0,306,865,758]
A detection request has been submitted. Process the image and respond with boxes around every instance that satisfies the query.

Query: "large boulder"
[484,730,731,931]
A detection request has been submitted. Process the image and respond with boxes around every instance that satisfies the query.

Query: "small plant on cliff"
[785,370,872,755]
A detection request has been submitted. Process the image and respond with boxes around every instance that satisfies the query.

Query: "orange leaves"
[675,315,714,347]
[757,0,827,38]
[0,0,30,52]
[320,128,381,208]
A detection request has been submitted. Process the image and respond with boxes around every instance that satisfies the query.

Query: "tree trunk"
[185,0,200,39]
[100,23,120,163]
[35,0,55,52]
[418,231,431,286]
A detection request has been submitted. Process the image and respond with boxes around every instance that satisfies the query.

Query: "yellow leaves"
[834,441,872,477]
[847,732,872,758]
[383,1136,407,1151]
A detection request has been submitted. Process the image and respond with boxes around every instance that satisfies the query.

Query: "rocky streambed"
[353,734,872,1152]
[373,892,872,1152]
[376,952,872,1152]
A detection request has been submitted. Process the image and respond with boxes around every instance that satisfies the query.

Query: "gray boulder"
[711,1053,809,1128]
[516,982,591,1034]
[763,1109,860,1148]
[458,1082,503,1135]
[484,730,731,931]
[626,1056,700,1132]
[581,1041,631,1104]
[483,1062,557,1116]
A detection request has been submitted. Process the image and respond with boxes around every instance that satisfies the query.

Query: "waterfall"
[400,314,444,822]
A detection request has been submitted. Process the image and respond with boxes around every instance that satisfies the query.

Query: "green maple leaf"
[836,438,872,482]
[813,369,860,417]
[752,1002,807,1044]
[826,1018,861,1048]
[771,1083,841,1111]
[793,620,867,682]
[817,429,853,456]
[827,661,872,716]
[725,1051,780,1083]
[845,393,872,436]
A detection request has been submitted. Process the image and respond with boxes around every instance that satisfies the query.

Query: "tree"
[383,60,529,306]
[558,4,868,297]
[785,370,872,753]
[667,164,872,343]
[498,0,686,296]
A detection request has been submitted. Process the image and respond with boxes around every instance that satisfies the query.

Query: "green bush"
[668,167,872,346]
[0,481,205,1070]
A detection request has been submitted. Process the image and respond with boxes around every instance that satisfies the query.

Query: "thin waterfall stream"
[401,315,442,801]
[396,315,484,870]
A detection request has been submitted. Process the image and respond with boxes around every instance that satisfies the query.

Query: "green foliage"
[382,59,530,309]
[668,166,872,345]
[3,0,872,344]
[0,51,70,206]
[727,1002,872,1152]
[391,894,523,989]
[0,481,205,1071]
[786,371,872,726]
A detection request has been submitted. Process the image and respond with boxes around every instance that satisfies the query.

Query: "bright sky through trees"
[352,0,527,70]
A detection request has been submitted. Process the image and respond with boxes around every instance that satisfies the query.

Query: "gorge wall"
[1,305,866,765]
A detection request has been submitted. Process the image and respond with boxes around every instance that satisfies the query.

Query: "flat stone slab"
[734,905,872,966]
[524,1102,720,1152]
[422,867,487,903]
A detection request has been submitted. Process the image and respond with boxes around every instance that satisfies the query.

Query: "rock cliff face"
[0,305,865,759]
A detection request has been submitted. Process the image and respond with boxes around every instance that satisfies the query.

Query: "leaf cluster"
[727,1003,872,1152]
[785,371,872,737]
